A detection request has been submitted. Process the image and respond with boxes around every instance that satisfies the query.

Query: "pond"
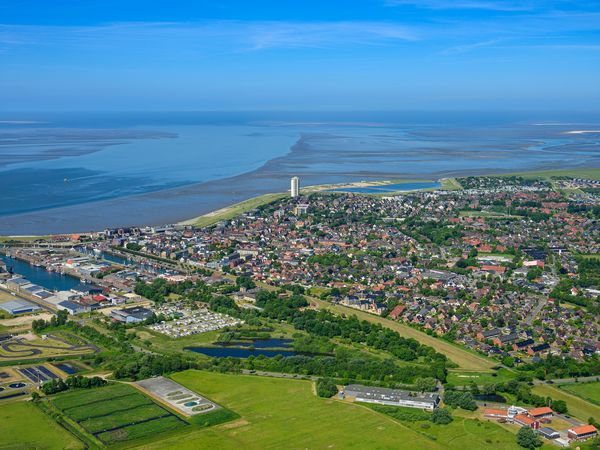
[219,338,293,349]
[8,382,26,389]
[328,181,440,194]
[186,346,297,358]
[474,393,507,403]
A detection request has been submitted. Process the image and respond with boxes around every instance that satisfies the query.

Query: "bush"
[552,399,568,414]
[370,405,430,422]
[430,407,453,425]
[516,426,542,449]
[316,378,338,398]
[443,390,477,411]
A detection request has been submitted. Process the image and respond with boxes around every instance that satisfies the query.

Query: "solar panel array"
[18,365,59,383]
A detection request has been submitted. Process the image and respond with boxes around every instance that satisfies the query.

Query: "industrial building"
[538,427,560,440]
[343,384,440,411]
[0,299,42,315]
[110,306,154,323]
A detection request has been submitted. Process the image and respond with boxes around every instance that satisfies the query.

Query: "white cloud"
[0,20,418,54]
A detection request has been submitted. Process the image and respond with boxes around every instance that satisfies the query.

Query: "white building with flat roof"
[343,384,440,411]
[291,176,299,198]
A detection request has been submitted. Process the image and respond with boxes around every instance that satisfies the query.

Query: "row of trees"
[41,375,106,395]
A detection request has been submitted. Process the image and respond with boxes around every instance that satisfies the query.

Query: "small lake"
[0,254,81,291]
[186,346,297,358]
[220,338,293,349]
[329,181,440,194]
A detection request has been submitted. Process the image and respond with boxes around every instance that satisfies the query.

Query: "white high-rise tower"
[291,176,299,198]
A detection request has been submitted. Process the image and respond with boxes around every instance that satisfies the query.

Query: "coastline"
[1,121,600,235]
[2,167,599,239]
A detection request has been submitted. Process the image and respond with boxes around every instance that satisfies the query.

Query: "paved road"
[534,375,600,385]
[241,369,318,381]
[524,295,547,325]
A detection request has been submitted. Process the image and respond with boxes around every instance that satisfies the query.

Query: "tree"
[430,407,453,424]
[316,378,338,398]
[552,400,568,414]
[443,390,477,411]
[516,426,542,449]
[415,377,437,392]
[503,356,515,367]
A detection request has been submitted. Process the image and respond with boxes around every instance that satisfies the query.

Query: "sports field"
[51,383,188,446]
[560,381,600,406]
[532,383,600,422]
[0,401,84,450]
[140,370,444,449]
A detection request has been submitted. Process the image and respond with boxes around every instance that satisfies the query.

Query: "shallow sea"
[0,111,599,234]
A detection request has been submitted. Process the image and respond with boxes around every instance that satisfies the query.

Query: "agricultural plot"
[51,383,188,445]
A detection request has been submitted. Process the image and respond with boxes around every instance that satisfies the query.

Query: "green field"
[402,415,529,449]
[441,178,462,191]
[0,401,84,450]
[532,383,600,422]
[139,370,447,449]
[51,383,187,445]
[447,368,517,386]
[185,192,287,228]
[560,381,600,406]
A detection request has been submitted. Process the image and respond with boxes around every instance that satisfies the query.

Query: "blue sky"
[1,0,599,111]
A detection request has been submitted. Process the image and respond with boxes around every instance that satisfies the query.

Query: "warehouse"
[0,299,42,315]
[343,384,440,410]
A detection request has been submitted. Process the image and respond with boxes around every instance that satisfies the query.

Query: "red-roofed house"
[389,305,406,320]
[568,425,598,441]
[514,414,539,429]
[528,407,553,419]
